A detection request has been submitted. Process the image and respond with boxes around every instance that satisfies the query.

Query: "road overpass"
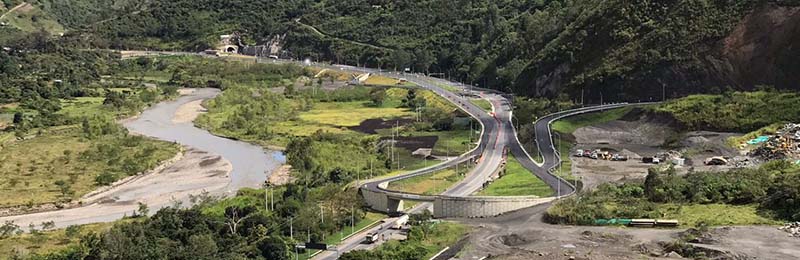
[351,71,638,218]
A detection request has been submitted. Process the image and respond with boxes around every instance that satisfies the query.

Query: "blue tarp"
[747,135,771,145]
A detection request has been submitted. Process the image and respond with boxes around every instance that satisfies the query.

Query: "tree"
[12,112,23,125]
[368,88,386,106]
[0,221,20,239]
[95,172,117,186]
[136,202,149,217]
[224,205,257,235]
[390,50,412,71]
[402,89,425,108]
[257,236,291,260]
[41,221,56,230]
[64,225,82,241]
[54,180,73,198]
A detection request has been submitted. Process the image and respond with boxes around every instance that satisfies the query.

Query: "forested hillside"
[4,0,800,101]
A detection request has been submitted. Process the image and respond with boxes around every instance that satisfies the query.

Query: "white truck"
[364,232,379,244]
[392,215,409,229]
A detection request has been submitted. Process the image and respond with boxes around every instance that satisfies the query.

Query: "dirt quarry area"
[459,205,800,260]
[569,110,750,189]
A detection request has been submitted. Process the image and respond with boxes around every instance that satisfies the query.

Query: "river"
[0,88,283,229]
[124,88,285,190]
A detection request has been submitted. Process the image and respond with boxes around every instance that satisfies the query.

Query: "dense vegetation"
[13,186,464,260]
[10,0,795,102]
[545,160,800,225]
[653,90,800,132]
[0,38,184,208]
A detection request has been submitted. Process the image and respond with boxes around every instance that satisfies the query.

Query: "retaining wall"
[433,195,555,218]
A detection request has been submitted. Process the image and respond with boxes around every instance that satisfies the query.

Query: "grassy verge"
[727,122,784,148]
[387,163,472,195]
[364,75,415,87]
[323,212,384,244]
[0,129,179,208]
[469,98,493,112]
[661,203,780,227]
[342,221,469,259]
[477,156,552,196]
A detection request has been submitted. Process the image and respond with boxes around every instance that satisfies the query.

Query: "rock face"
[706,3,800,89]
[515,2,800,102]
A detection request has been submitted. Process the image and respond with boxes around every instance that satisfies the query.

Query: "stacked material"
[778,222,800,238]
[749,135,796,161]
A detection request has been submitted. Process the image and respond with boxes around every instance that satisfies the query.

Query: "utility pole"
[351,206,354,234]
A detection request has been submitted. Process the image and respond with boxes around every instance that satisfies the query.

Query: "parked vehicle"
[575,149,585,157]
[611,154,628,161]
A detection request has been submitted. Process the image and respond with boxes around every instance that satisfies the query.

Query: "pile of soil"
[350,118,414,134]
[573,108,680,146]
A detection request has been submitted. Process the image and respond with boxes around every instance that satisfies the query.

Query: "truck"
[392,214,409,229]
[364,232,379,244]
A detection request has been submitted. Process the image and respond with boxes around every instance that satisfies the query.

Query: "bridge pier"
[360,184,404,214]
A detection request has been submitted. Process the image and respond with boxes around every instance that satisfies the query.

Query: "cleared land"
[0,3,64,35]
[477,157,552,196]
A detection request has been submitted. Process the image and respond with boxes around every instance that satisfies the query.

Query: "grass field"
[551,107,632,134]
[364,75,415,87]
[0,130,179,208]
[0,220,133,257]
[470,98,493,112]
[477,157,552,196]
[298,101,413,127]
[387,162,472,195]
[0,3,65,35]
[660,203,780,227]
[58,97,108,119]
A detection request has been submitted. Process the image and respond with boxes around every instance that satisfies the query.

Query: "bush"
[547,162,800,224]
[94,172,117,186]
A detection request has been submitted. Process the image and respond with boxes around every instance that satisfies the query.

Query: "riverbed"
[124,88,285,190]
[0,88,283,229]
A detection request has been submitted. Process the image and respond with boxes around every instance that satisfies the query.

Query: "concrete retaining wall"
[433,196,555,218]
[362,184,555,218]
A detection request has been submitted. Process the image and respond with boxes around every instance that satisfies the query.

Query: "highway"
[307,64,638,259]
[77,52,639,258]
